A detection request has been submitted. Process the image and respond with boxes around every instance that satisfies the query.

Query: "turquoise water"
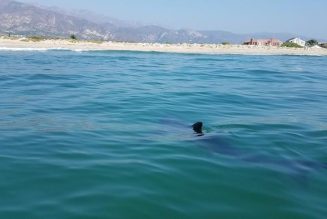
[0,50,327,219]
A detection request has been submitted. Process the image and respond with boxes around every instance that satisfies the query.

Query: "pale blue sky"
[20,0,327,39]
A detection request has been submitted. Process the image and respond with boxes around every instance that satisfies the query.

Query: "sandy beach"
[1,37,327,56]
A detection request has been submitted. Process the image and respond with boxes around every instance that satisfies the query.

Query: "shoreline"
[1,38,327,56]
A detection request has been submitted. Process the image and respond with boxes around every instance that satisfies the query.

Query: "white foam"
[0,47,90,52]
[72,49,89,52]
[0,47,50,51]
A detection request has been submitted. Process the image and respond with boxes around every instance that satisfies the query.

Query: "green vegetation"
[26,36,46,42]
[222,42,231,45]
[0,34,24,40]
[70,34,77,40]
[19,35,66,42]
[306,39,319,47]
[319,43,327,49]
[281,42,303,48]
[0,34,109,43]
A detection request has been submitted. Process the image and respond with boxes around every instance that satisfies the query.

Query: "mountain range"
[0,0,319,43]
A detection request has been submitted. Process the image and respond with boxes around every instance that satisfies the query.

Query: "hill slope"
[0,0,312,43]
[0,0,113,39]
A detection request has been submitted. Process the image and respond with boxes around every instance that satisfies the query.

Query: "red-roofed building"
[244,38,282,46]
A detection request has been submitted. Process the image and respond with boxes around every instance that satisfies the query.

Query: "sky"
[19,0,327,39]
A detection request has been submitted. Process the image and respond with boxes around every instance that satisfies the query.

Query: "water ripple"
[0,51,327,218]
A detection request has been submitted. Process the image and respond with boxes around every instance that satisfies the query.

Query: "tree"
[70,34,77,40]
[320,43,327,49]
[306,39,318,47]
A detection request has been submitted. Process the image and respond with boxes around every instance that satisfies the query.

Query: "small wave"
[0,47,50,51]
[0,47,91,52]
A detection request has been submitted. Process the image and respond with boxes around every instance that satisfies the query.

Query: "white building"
[287,38,306,47]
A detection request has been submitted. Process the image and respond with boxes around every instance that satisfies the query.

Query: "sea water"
[0,50,326,219]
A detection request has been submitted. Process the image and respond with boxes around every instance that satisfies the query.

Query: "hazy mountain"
[0,0,113,39]
[43,6,140,28]
[0,0,319,43]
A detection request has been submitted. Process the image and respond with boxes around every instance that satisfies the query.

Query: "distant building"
[244,38,282,46]
[286,38,306,47]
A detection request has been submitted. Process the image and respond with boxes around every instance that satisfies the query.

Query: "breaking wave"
[0,47,89,52]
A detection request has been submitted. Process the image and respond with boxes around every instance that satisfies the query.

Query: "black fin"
[192,122,203,134]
